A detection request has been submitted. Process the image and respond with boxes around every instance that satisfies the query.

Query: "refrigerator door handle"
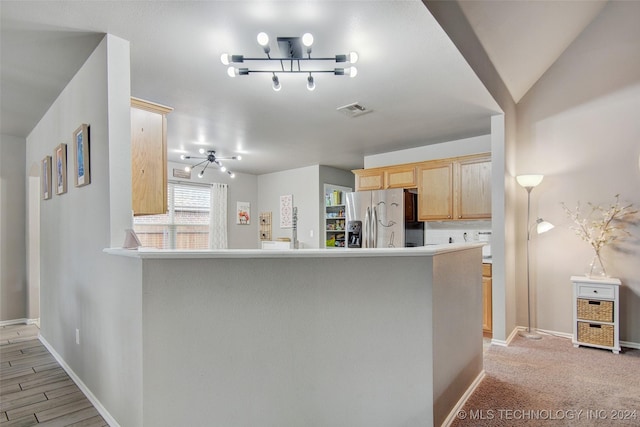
[364,207,371,248]
[372,206,379,248]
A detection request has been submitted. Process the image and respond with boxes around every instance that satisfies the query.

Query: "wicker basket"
[577,299,613,322]
[577,322,614,347]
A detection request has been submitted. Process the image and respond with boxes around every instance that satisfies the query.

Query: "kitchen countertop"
[105,242,485,259]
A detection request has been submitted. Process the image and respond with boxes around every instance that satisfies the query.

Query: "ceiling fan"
[180,149,242,178]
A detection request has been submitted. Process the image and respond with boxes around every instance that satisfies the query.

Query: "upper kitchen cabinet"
[457,155,491,220]
[131,97,173,216]
[417,153,491,221]
[417,161,454,220]
[384,164,417,189]
[352,164,417,191]
[353,168,384,191]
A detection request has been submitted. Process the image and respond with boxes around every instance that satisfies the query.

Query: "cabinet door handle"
[593,290,598,293]
[588,300,601,305]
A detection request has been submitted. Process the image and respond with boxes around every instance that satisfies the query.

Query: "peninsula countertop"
[104,242,484,259]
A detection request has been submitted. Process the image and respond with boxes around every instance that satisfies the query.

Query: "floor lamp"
[516,175,554,340]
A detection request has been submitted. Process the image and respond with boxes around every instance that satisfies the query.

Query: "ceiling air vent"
[336,102,372,118]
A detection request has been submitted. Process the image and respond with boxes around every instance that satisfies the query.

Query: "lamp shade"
[517,174,544,188]
[536,219,554,234]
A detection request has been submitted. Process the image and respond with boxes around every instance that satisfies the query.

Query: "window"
[133,182,211,249]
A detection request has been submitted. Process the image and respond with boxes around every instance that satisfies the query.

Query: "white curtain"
[209,183,228,249]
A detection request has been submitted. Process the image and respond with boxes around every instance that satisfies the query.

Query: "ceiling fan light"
[220,53,230,65]
[349,51,359,64]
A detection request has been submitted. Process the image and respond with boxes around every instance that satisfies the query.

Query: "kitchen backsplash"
[424,221,492,257]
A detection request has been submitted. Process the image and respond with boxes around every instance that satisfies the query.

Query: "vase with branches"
[562,194,637,278]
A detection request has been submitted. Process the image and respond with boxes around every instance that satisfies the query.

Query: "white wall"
[364,134,491,168]
[516,1,640,343]
[0,134,27,321]
[258,165,321,248]
[26,35,143,426]
[168,161,259,249]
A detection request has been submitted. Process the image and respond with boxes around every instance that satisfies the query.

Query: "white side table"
[570,276,621,354]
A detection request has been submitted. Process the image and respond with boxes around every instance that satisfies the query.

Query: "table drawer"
[577,322,614,347]
[577,299,613,322]
[576,284,615,299]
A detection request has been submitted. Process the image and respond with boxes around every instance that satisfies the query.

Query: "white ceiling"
[0,1,603,175]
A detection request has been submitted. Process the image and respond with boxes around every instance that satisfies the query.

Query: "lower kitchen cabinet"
[482,263,492,335]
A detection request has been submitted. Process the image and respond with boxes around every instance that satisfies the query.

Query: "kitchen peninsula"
[106,244,484,427]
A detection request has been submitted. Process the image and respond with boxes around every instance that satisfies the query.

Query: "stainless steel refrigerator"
[345,188,423,248]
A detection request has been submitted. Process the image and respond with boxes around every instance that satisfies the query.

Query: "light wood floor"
[0,324,108,426]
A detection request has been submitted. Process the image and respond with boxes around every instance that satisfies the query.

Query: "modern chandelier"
[180,149,241,178]
[221,32,358,91]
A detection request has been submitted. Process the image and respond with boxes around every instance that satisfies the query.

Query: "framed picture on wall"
[41,155,52,200]
[237,201,250,225]
[54,143,67,195]
[73,123,90,187]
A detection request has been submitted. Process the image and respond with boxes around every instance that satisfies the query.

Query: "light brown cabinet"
[457,156,492,219]
[131,97,173,216]
[417,154,491,221]
[353,169,384,191]
[417,162,453,220]
[482,263,492,336]
[384,165,417,189]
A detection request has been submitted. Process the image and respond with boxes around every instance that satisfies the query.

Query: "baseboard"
[515,327,640,350]
[441,369,486,427]
[0,318,40,327]
[490,326,520,347]
[38,334,120,427]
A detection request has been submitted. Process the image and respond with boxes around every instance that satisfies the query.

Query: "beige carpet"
[451,334,640,426]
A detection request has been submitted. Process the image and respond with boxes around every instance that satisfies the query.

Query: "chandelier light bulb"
[307,74,315,91]
[257,32,269,46]
[198,148,206,154]
[236,155,242,161]
[198,171,205,178]
[272,74,281,91]
[220,166,227,172]
[348,66,358,78]
[220,53,230,65]
[184,166,190,172]
[302,33,314,47]
[180,154,186,160]
[229,173,236,178]
[349,51,359,64]
[227,66,238,78]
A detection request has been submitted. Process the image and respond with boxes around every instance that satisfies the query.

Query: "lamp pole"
[519,185,542,340]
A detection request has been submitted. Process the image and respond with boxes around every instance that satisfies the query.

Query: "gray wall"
[167,161,259,249]
[0,134,27,321]
[516,1,640,344]
[25,35,143,426]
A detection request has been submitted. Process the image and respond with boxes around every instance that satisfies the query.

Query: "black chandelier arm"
[232,56,351,63]
[239,69,346,74]
[189,159,210,169]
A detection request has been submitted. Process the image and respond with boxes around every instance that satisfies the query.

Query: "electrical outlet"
[75,328,80,345]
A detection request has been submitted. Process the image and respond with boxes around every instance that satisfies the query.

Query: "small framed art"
[73,124,90,187]
[54,143,67,195]
[41,155,52,200]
